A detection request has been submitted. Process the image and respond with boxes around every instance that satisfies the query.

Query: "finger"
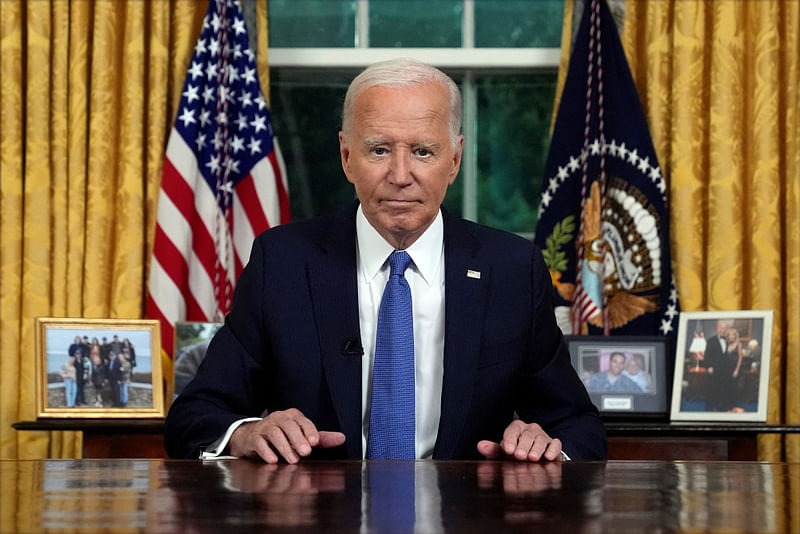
[501,421,525,456]
[317,431,346,448]
[540,438,562,462]
[295,416,321,448]
[265,423,301,463]
[477,440,504,459]
[511,428,538,461]
[253,436,280,464]
[280,418,317,458]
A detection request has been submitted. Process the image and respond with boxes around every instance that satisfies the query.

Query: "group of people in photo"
[585,351,653,394]
[59,334,137,408]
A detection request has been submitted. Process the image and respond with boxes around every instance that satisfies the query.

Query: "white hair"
[341,58,462,150]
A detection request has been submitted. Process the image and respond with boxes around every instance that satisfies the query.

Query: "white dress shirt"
[356,206,445,459]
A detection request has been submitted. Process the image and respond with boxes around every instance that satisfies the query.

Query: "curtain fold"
[0,0,210,459]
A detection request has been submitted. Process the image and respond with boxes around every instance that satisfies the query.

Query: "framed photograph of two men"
[35,317,165,419]
[670,310,773,423]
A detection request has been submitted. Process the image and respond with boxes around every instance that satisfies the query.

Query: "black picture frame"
[565,335,671,420]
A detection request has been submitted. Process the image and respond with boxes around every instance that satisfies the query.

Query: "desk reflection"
[0,459,797,533]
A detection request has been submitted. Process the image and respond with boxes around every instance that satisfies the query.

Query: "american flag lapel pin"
[466,269,481,279]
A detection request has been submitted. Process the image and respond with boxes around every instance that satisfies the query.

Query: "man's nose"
[388,151,413,185]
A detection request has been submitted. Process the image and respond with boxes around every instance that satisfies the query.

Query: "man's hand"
[476,420,562,462]
[229,408,345,464]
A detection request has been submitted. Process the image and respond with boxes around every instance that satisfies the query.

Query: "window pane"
[475,0,563,48]
[369,1,462,47]
[475,74,556,233]
[269,69,357,220]
[268,0,356,47]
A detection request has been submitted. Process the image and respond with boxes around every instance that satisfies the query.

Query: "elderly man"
[164,58,606,463]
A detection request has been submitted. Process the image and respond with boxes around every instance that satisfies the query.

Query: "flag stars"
[206,62,218,80]
[233,18,246,35]
[213,131,224,150]
[210,13,222,32]
[627,148,640,166]
[239,91,252,108]
[608,139,619,156]
[231,135,245,153]
[617,142,628,160]
[589,138,602,155]
[548,176,559,193]
[248,137,262,155]
[243,67,257,85]
[650,166,662,182]
[255,95,267,111]
[206,154,221,173]
[250,115,267,133]
[224,157,240,174]
[203,86,215,104]
[183,84,200,104]
[208,38,220,57]
[228,65,239,84]
[233,43,243,59]
[244,48,255,62]
[235,113,248,131]
[660,319,673,335]
[196,133,207,150]
[178,107,196,127]
[637,156,650,174]
[199,109,211,128]
[541,190,553,207]
[189,61,204,80]
[666,303,678,320]
[557,165,569,181]
[194,38,207,55]
[568,155,580,172]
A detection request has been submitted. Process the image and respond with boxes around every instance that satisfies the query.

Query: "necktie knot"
[388,250,412,277]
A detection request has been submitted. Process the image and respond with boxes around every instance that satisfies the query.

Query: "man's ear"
[448,134,465,185]
[339,131,354,184]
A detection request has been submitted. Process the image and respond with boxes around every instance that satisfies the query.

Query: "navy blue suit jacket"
[164,205,607,460]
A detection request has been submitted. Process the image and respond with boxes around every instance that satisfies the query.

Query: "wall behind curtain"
[0,0,208,459]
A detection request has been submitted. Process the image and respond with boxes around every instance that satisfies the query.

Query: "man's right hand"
[229,408,346,464]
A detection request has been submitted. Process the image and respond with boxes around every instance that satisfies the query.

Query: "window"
[267,0,563,235]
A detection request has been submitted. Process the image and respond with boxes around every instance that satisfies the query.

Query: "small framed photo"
[35,317,164,418]
[173,321,222,399]
[671,310,773,422]
[566,336,670,418]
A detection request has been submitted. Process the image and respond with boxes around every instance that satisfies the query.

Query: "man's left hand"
[476,420,562,462]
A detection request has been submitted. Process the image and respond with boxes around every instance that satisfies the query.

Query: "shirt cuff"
[560,450,571,461]
[199,417,262,459]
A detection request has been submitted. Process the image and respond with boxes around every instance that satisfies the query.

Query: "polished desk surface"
[1,459,798,533]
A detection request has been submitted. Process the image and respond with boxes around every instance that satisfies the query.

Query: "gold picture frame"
[35,317,164,419]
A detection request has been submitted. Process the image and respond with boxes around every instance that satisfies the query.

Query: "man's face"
[608,354,626,376]
[716,320,730,336]
[339,82,463,249]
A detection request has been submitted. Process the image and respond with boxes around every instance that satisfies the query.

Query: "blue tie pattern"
[367,251,415,459]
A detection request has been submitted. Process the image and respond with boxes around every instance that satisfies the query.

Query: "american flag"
[147,0,289,358]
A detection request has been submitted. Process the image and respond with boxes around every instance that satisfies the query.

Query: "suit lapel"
[307,207,363,459]
[434,215,490,459]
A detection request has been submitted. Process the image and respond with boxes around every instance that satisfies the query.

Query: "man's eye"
[415,148,432,157]
[372,147,388,155]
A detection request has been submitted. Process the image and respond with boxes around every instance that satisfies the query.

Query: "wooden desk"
[605,422,800,460]
[0,459,797,533]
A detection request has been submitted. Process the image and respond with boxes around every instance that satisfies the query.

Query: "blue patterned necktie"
[367,250,415,459]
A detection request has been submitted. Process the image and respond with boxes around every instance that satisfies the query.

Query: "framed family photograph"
[172,321,222,400]
[566,336,670,418]
[670,310,773,422]
[35,317,164,418]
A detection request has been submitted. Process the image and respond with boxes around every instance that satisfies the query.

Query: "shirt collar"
[355,205,444,287]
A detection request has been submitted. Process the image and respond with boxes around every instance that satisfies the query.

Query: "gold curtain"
[556,0,800,463]
[620,0,800,462]
[0,0,209,459]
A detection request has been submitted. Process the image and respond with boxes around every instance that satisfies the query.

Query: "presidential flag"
[147,0,289,358]
[533,0,679,338]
